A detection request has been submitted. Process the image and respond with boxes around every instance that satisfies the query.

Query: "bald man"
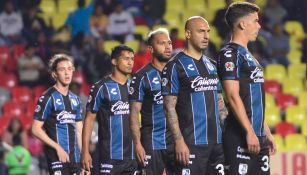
[161,16,227,174]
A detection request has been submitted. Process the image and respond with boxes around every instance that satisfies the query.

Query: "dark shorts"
[223,124,270,175]
[174,144,225,175]
[140,146,176,175]
[47,161,81,175]
[99,159,139,175]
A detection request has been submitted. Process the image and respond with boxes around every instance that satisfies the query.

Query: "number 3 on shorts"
[216,164,224,175]
[261,155,269,172]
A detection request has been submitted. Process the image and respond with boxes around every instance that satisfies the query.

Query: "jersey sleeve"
[217,48,240,80]
[129,73,145,102]
[75,97,83,121]
[33,94,52,121]
[161,61,180,96]
[86,84,104,113]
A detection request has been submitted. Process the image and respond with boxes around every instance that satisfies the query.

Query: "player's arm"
[218,93,228,125]
[263,122,276,155]
[164,95,190,166]
[76,121,83,150]
[129,102,147,167]
[32,120,69,162]
[81,111,96,172]
[221,80,260,154]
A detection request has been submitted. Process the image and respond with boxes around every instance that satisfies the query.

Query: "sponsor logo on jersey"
[225,62,235,71]
[56,111,76,124]
[152,77,160,84]
[236,146,251,160]
[190,76,219,92]
[238,163,248,175]
[187,64,195,71]
[56,99,62,105]
[111,88,117,95]
[111,101,129,115]
[153,91,163,104]
[250,67,264,83]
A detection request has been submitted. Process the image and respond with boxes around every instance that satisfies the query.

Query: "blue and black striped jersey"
[34,87,83,163]
[86,76,134,161]
[161,52,222,145]
[217,43,265,136]
[129,63,172,152]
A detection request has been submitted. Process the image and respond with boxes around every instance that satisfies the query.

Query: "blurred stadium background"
[0,0,306,174]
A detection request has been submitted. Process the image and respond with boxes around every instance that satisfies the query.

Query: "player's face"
[244,12,261,41]
[150,33,173,62]
[114,51,134,75]
[53,60,74,86]
[187,19,210,51]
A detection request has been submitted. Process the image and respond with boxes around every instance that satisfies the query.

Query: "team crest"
[182,168,190,175]
[129,87,134,95]
[54,171,61,175]
[238,163,248,175]
[161,78,168,86]
[71,99,77,106]
[225,62,235,71]
[35,105,41,112]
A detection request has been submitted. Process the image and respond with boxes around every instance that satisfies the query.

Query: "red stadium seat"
[11,86,32,103]
[19,115,33,132]
[0,114,12,137]
[276,93,297,111]
[2,101,25,117]
[0,46,11,71]
[264,80,281,96]
[12,44,25,60]
[25,100,36,117]
[0,73,18,89]
[33,85,47,98]
[73,70,85,84]
[275,121,297,137]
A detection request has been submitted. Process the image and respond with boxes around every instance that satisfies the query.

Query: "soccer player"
[81,45,138,174]
[161,16,226,174]
[217,2,276,175]
[129,28,175,175]
[32,54,83,174]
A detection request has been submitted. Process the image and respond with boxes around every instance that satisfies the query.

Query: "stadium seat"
[0,114,12,137]
[288,63,306,80]
[285,106,306,127]
[265,93,276,108]
[135,25,150,40]
[166,0,184,11]
[272,134,285,152]
[0,87,11,113]
[52,12,69,29]
[285,134,307,151]
[265,64,286,83]
[104,40,121,54]
[265,106,281,128]
[0,73,18,89]
[19,115,33,132]
[284,21,306,39]
[264,80,281,96]
[33,85,47,99]
[58,0,77,13]
[301,121,307,136]
[0,46,11,70]
[12,44,25,60]
[2,101,24,117]
[11,86,32,104]
[125,40,140,53]
[282,78,303,97]
[208,26,222,49]
[25,100,36,117]
[276,93,297,111]
[298,91,307,108]
[39,0,56,14]
[287,49,302,64]
[275,122,297,138]
[163,9,181,27]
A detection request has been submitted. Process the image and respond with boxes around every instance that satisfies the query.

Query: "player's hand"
[246,131,260,155]
[266,134,277,155]
[175,138,190,166]
[135,143,147,167]
[80,168,91,175]
[81,151,92,172]
[55,145,70,163]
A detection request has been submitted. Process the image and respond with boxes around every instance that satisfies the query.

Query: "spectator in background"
[0,0,24,45]
[65,0,95,38]
[85,38,111,84]
[36,31,52,65]
[22,6,48,43]
[170,28,185,54]
[70,32,92,70]
[212,0,233,39]
[2,118,28,149]
[267,23,290,67]
[17,44,45,87]
[90,5,108,39]
[142,0,166,28]
[106,2,135,43]
[96,0,117,15]
[132,39,151,73]
[263,0,287,30]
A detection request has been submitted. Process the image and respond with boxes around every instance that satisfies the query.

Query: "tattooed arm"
[218,93,228,125]
[164,95,190,166]
[129,102,147,167]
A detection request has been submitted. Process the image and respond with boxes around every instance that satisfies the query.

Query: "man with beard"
[81,45,138,175]
[129,28,175,175]
[161,16,227,174]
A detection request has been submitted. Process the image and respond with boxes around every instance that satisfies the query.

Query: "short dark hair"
[48,54,74,72]
[111,45,134,60]
[225,2,259,30]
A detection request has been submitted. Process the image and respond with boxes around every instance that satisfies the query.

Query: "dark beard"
[155,53,170,63]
